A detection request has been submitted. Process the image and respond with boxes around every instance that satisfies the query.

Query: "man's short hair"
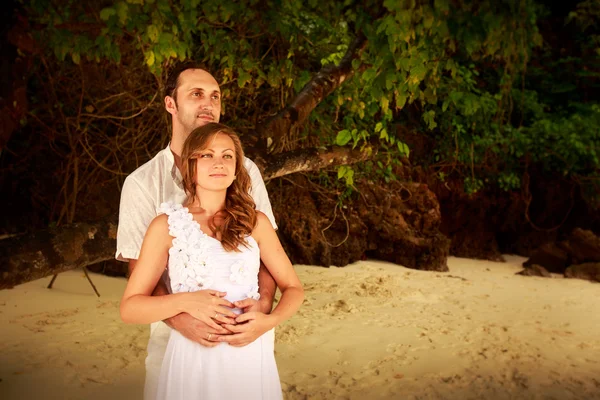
[164,61,210,103]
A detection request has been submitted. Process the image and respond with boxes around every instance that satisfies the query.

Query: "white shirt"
[115,144,277,261]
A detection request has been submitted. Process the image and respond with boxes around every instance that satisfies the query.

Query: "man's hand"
[164,312,232,348]
[217,311,276,347]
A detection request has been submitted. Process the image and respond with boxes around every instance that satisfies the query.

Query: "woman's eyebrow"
[199,148,233,153]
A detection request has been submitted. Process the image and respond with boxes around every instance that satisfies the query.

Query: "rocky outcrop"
[519,229,600,282]
[271,176,449,271]
[517,264,552,278]
[564,263,600,283]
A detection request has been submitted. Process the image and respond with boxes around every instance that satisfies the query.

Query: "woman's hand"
[218,311,276,347]
[181,290,237,330]
[233,298,261,313]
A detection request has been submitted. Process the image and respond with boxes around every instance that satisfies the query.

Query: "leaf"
[423,14,434,29]
[442,98,451,112]
[147,25,159,43]
[396,92,407,109]
[344,168,354,186]
[338,165,347,179]
[375,122,383,133]
[379,128,388,140]
[423,110,437,130]
[362,68,377,82]
[449,91,464,105]
[335,130,352,146]
[71,52,80,65]
[100,7,116,21]
[381,96,390,113]
[397,57,410,72]
[409,64,427,83]
[385,70,396,90]
[238,70,251,88]
[145,50,155,67]
[115,1,129,25]
[397,141,410,157]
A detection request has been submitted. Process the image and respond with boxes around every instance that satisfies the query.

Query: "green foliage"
[337,165,355,186]
[18,0,600,203]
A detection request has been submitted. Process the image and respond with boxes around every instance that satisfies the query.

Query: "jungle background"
[0,0,599,282]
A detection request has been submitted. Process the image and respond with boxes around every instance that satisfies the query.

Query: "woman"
[120,122,304,399]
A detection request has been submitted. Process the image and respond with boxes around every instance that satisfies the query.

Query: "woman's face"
[194,133,237,192]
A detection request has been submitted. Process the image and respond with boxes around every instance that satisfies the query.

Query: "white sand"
[1,256,599,399]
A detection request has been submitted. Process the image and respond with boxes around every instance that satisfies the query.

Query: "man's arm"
[257,261,276,313]
[244,157,278,313]
[128,259,231,347]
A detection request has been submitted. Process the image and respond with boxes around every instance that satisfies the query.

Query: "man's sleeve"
[244,157,278,230]
[115,175,156,261]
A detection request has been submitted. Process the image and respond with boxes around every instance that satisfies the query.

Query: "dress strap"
[157,202,193,238]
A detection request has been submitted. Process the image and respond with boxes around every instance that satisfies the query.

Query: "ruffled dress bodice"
[158,202,260,305]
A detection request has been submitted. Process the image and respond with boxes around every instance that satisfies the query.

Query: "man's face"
[168,69,221,134]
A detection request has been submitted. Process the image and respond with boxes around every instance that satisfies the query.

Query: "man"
[115,62,278,399]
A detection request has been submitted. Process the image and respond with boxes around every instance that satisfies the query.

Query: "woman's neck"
[186,190,226,216]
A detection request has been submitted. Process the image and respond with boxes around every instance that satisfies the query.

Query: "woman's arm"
[219,213,304,346]
[120,215,235,327]
[252,212,304,326]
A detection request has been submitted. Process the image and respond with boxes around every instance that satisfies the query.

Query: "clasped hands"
[166,289,274,348]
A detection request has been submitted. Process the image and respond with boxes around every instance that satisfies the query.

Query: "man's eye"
[193,92,202,97]
[211,95,220,101]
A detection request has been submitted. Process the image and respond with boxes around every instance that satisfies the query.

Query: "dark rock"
[522,243,570,274]
[427,179,506,262]
[418,163,600,260]
[271,176,449,271]
[360,181,449,272]
[516,264,552,278]
[564,263,600,283]
[87,259,128,277]
[567,229,600,264]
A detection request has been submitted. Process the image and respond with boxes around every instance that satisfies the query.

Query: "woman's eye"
[224,154,233,159]
[200,154,212,158]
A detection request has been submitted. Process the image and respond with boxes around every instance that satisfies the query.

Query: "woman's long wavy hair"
[181,123,257,252]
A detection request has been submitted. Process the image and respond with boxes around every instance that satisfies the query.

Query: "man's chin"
[191,119,214,129]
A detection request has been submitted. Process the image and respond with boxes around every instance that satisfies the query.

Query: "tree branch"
[262,145,372,180]
[256,33,367,151]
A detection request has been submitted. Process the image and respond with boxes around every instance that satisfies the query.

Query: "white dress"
[154,203,282,400]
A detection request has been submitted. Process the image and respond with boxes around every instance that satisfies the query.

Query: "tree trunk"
[0,216,118,289]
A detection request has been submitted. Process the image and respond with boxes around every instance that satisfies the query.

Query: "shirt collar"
[164,143,184,189]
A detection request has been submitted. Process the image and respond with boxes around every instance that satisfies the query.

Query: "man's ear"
[165,96,177,115]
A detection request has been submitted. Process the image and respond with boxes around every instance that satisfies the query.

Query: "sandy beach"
[1,255,599,400]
